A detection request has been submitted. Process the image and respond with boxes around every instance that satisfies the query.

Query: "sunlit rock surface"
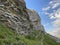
[0,0,45,35]
[0,0,33,35]
[27,9,45,32]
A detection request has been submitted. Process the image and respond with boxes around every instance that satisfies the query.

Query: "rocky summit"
[0,0,60,45]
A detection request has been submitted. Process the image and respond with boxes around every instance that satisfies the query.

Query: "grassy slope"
[43,34,60,45]
[0,23,60,45]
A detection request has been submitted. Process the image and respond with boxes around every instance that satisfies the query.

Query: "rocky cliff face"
[27,9,45,32]
[0,0,45,35]
[0,0,60,45]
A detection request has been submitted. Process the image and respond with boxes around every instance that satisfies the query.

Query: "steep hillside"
[0,23,60,45]
[0,23,40,45]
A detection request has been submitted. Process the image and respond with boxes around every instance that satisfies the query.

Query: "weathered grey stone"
[0,0,33,35]
[0,0,45,35]
[27,9,45,32]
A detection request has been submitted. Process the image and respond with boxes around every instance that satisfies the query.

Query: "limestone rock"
[0,0,33,35]
[27,9,45,32]
[0,0,45,35]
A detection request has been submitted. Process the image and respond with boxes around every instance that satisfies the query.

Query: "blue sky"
[25,0,60,38]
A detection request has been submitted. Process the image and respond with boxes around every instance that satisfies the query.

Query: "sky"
[25,0,60,38]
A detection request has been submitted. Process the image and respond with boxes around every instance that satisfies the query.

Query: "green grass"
[43,34,60,45]
[0,23,60,45]
[0,23,41,45]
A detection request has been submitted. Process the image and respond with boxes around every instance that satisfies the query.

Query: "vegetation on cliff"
[0,23,60,45]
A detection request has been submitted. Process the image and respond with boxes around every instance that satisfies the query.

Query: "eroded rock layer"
[0,0,45,35]
[27,9,45,32]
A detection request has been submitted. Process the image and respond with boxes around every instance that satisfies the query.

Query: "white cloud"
[49,0,60,9]
[49,8,60,27]
[49,8,60,19]
[52,0,60,3]
[42,0,60,11]
[52,19,60,27]
[42,0,60,15]
[50,15,55,19]
[42,6,50,11]
[49,13,55,19]
[42,0,60,38]
[54,9,60,19]
[52,3,60,9]
[47,28,60,38]
[49,1,53,4]
[48,8,60,38]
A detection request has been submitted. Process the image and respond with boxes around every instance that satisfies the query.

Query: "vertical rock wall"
[0,0,45,35]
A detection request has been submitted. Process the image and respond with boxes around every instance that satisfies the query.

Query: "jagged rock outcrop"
[0,0,45,35]
[27,9,45,32]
